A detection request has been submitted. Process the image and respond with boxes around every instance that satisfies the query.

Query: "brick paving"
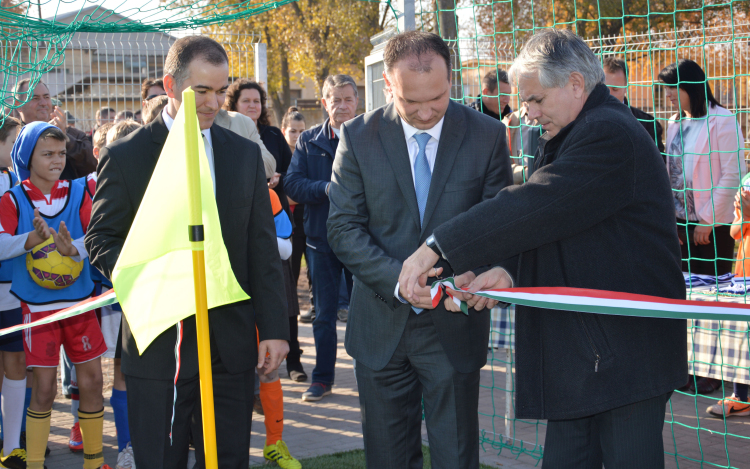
[43,268,750,468]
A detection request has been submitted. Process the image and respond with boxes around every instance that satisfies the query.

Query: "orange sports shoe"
[707,395,750,418]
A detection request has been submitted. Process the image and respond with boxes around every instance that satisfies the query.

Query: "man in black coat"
[85,36,289,469]
[400,29,687,468]
[603,56,665,159]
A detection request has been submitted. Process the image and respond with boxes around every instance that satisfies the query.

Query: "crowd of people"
[0,27,745,469]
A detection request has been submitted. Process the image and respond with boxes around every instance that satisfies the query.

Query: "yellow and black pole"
[183,87,219,469]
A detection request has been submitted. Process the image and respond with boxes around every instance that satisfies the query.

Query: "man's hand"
[445,268,511,312]
[257,339,289,376]
[694,224,712,245]
[444,270,476,312]
[399,243,440,304]
[50,221,78,257]
[268,173,280,189]
[49,106,67,132]
[398,267,442,309]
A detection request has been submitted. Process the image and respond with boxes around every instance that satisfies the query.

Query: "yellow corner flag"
[111,91,249,354]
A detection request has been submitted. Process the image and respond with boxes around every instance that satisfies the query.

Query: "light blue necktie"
[413,132,432,226]
[411,132,432,314]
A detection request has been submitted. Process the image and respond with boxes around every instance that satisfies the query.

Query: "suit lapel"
[421,101,466,233]
[210,125,231,213]
[379,103,421,229]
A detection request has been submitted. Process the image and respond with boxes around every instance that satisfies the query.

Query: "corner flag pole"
[183,87,219,469]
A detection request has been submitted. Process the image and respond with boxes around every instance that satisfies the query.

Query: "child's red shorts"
[22,303,107,367]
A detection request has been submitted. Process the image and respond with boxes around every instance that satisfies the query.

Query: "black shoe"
[20,431,50,457]
[299,306,315,323]
[1,447,28,469]
[287,361,308,382]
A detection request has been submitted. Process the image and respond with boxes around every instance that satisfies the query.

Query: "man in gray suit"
[327,31,512,468]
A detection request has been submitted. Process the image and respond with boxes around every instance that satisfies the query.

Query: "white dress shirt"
[162,108,216,193]
[394,116,445,304]
[400,116,444,186]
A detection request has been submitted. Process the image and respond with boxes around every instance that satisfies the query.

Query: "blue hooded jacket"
[12,121,58,182]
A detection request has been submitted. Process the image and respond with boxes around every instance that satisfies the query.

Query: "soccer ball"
[26,237,84,290]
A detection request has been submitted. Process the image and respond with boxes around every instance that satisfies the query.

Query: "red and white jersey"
[0,180,92,313]
[83,172,97,199]
[0,180,92,236]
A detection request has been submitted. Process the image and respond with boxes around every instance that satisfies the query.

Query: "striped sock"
[25,408,51,469]
[78,408,104,469]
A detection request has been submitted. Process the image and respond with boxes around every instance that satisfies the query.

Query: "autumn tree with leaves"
[207,0,383,126]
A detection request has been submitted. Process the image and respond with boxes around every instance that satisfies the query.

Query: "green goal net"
[3,0,750,467]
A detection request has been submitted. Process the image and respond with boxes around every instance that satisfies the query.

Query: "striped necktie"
[413,132,432,226]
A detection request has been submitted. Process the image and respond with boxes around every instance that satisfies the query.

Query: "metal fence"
[456,23,750,147]
[0,31,260,134]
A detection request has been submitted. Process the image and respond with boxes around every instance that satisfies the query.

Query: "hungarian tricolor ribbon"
[0,289,117,337]
[431,277,750,320]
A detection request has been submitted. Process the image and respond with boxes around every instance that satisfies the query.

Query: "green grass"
[252,445,498,468]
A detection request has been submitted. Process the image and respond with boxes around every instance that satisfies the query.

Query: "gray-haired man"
[399,29,687,467]
[285,74,359,402]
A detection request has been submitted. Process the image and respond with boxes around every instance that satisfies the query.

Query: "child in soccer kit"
[0,116,29,469]
[258,189,300,469]
[60,124,115,456]
[709,186,750,418]
[84,120,140,469]
[0,122,110,469]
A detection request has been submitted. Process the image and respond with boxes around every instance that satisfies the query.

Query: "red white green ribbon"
[0,289,118,336]
[431,277,750,320]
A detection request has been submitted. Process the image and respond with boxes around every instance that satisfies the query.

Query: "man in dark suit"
[85,36,289,469]
[400,30,686,468]
[603,56,665,158]
[327,31,512,468]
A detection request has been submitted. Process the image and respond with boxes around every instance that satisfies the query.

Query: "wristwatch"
[425,234,442,258]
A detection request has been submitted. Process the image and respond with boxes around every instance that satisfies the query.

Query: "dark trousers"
[542,392,672,469]
[355,310,481,469]
[287,316,301,364]
[291,233,307,284]
[306,247,352,385]
[677,221,734,275]
[125,353,254,469]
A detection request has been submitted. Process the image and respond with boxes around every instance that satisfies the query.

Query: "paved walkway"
[43,268,750,468]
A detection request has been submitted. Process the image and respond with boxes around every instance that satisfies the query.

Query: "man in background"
[604,56,664,157]
[141,78,166,108]
[469,69,512,120]
[285,74,358,403]
[13,79,96,179]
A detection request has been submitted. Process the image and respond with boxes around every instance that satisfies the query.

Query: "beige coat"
[214,109,276,178]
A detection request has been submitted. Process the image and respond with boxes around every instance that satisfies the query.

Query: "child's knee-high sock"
[25,408,51,469]
[78,408,104,469]
[1,377,26,452]
[110,389,130,452]
[20,387,30,432]
[260,379,284,446]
